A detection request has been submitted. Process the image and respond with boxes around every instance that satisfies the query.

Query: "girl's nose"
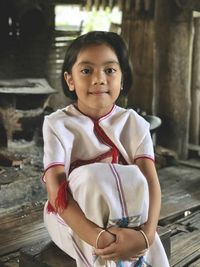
[92,70,106,85]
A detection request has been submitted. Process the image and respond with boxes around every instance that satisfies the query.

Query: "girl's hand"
[96,229,116,249]
[95,227,147,262]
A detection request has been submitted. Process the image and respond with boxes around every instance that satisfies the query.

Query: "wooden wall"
[121,0,200,159]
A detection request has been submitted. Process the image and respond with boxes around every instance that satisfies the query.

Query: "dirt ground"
[0,141,46,216]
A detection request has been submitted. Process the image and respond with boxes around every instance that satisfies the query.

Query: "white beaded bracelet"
[95,229,106,249]
[139,230,150,249]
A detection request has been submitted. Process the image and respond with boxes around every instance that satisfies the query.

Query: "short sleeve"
[134,131,155,162]
[43,116,65,171]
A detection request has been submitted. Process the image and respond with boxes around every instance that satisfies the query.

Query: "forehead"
[75,44,119,65]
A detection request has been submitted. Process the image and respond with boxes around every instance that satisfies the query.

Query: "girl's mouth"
[89,90,108,95]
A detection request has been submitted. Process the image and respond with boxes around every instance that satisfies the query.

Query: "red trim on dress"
[98,105,117,122]
[134,155,155,163]
[64,104,127,170]
[70,149,113,173]
[69,116,128,172]
[93,120,127,165]
[93,121,118,163]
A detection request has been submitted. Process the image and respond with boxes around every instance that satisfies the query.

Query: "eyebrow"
[77,60,120,66]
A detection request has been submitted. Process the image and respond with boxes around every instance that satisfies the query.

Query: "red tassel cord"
[111,147,118,163]
[47,180,69,213]
[47,201,55,212]
[94,121,119,163]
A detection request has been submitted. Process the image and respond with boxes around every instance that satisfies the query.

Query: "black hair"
[61,31,133,100]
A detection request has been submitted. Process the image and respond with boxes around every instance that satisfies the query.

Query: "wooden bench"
[19,239,76,267]
[19,226,171,267]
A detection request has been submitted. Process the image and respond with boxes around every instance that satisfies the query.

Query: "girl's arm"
[45,165,115,248]
[135,157,161,245]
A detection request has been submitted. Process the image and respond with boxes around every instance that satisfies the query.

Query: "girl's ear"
[64,72,75,91]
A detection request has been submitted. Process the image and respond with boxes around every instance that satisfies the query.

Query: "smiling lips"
[89,87,109,95]
[89,91,108,95]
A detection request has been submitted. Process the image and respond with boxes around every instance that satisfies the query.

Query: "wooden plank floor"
[0,203,49,256]
[158,163,200,222]
[0,162,200,266]
[168,210,200,267]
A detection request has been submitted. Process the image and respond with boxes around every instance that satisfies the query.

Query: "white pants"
[44,163,170,267]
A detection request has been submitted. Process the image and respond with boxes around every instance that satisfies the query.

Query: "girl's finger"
[95,243,116,256]
[101,253,118,261]
[135,249,147,257]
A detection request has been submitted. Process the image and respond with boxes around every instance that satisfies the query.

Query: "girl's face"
[64,44,122,119]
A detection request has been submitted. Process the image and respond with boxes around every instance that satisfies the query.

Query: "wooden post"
[190,17,200,145]
[0,0,9,40]
[154,0,193,159]
[41,0,55,30]
[121,1,155,114]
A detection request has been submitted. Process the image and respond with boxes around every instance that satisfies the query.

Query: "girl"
[42,31,169,267]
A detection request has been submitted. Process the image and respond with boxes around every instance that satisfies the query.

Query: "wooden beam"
[52,0,120,10]
[175,0,200,11]
[121,0,155,114]
[52,0,84,5]
[189,18,200,145]
[154,0,193,159]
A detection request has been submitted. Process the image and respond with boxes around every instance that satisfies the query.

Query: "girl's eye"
[105,68,116,75]
[81,68,91,75]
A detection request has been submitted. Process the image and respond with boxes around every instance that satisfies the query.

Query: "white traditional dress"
[42,104,170,267]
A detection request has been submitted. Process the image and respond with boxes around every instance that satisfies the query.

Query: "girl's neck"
[73,103,115,120]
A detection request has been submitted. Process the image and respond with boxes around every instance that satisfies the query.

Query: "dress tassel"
[46,180,69,213]
[47,201,55,212]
